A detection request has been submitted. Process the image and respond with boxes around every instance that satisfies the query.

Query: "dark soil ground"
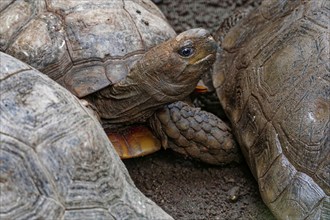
[125,1,275,219]
[125,150,274,219]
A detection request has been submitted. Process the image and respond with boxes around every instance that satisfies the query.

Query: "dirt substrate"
[125,150,275,219]
[125,1,275,219]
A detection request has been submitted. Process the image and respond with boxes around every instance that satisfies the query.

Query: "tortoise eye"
[178,46,195,57]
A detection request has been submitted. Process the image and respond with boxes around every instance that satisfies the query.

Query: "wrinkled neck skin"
[87,60,195,129]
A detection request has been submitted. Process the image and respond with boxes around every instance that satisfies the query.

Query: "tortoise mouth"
[195,53,216,66]
[190,35,217,66]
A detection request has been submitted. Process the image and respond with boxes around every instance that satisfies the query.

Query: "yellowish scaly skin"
[106,126,161,159]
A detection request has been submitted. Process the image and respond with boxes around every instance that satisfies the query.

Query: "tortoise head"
[133,28,218,102]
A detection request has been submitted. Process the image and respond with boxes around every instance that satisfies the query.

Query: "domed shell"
[0,0,176,97]
[0,52,172,219]
[213,0,329,219]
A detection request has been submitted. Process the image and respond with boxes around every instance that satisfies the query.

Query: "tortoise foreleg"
[150,101,242,165]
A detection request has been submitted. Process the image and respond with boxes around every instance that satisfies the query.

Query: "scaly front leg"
[150,101,241,165]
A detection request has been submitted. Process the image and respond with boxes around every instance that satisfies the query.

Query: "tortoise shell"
[0,0,175,97]
[0,52,172,219]
[213,0,329,219]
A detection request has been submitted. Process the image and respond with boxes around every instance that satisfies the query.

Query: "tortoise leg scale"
[151,101,242,165]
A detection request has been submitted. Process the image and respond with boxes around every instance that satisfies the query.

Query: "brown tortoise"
[0,0,239,164]
[0,51,173,219]
[209,0,329,219]
[153,0,329,218]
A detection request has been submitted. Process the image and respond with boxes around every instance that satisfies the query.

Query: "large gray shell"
[213,0,329,219]
[0,0,176,97]
[0,52,172,220]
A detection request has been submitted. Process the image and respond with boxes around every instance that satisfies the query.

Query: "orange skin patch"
[194,85,208,93]
[105,126,161,159]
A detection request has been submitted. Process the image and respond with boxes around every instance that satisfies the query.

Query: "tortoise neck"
[88,70,163,126]
[133,60,194,103]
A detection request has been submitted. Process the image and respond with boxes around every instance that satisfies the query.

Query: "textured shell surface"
[0,0,176,97]
[0,52,172,220]
[213,0,329,219]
